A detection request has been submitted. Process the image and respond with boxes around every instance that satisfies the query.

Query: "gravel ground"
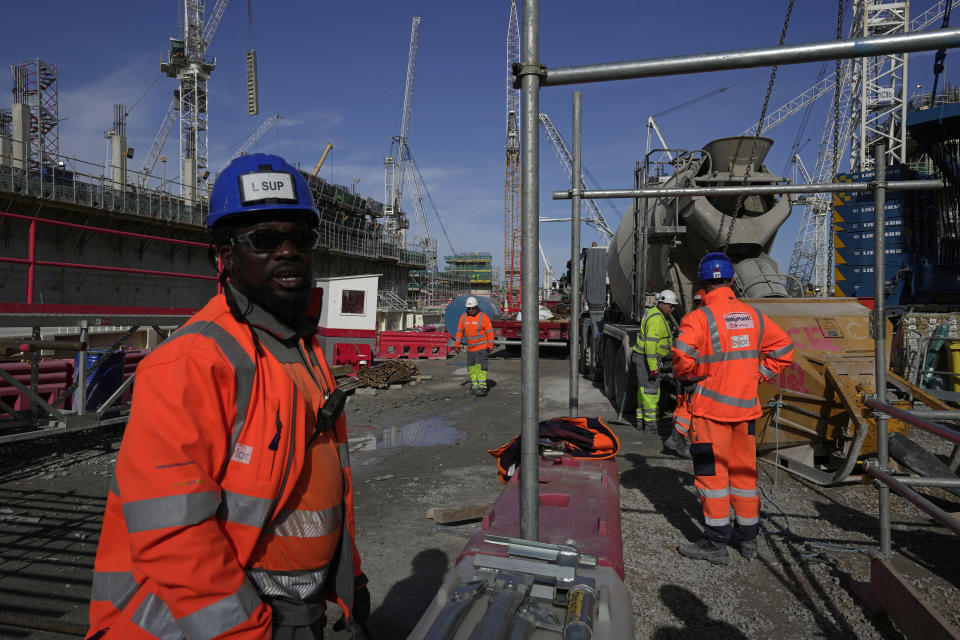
[0,351,958,639]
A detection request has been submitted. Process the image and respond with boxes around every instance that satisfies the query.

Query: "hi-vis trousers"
[467,349,489,389]
[689,416,760,543]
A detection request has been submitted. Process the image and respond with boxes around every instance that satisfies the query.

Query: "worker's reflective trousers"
[689,416,760,543]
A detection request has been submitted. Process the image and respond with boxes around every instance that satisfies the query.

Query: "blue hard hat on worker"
[206,153,320,228]
[698,252,735,282]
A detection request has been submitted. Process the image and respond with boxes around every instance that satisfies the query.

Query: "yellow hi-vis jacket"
[633,306,672,371]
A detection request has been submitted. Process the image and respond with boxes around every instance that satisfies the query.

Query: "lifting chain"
[716,0,796,252]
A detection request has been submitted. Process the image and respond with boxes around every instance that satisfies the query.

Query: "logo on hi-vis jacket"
[724,312,754,330]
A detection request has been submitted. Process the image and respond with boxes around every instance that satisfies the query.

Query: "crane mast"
[384,17,420,242]
[504,0,522,314]
[538,113,615,239]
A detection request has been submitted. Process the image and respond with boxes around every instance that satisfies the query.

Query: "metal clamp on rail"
[512,62,547,89]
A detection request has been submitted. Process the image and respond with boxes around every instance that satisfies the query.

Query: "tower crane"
[140,0,231,201]
[217,112,279,173]
[504,0,522,314]
[538,112,617,240]
[384,17,420,242]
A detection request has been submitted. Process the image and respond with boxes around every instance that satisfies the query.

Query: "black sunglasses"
[232,227,321,253]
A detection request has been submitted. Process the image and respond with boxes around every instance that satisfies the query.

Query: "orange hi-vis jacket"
[88,289,362,639]
[455,311,494,352]
[671,286,794,422]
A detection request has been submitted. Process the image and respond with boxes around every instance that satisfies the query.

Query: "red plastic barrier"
[0,359,75,415]
[457,456,625,579]
[334,343,373,374]
[377,330,451,360]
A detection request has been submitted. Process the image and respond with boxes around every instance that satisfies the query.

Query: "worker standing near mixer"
[86,154,369,639]
[672,252,793,565]
[454,296,495,396]
[663,289,705,459]
[632,290,677,434]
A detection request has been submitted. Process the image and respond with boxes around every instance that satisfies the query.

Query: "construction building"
[443,252,494,297]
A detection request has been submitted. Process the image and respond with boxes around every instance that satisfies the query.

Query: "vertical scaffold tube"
[872,143,891,559]
[569,91,582,416]
[520,0,541,541]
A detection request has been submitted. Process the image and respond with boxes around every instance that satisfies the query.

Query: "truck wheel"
[615,348,637,416]
[602,336,616,401]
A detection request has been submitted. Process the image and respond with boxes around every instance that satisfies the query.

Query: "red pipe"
[0,211,209,248]
[26,219,36,304]
[35,259,217,281]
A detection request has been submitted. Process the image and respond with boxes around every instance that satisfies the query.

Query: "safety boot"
[735,538,758,560]
[677,537,730,565]
[643,421,659,435]
[663,430,691,458]
[476,387,488,397]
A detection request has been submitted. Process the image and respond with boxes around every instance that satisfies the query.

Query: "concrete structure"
[444,251,494,296]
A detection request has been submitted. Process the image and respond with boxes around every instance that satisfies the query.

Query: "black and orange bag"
[487,416,620,483]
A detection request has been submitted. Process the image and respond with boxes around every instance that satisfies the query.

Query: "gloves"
[333,572,372,635]
[649,369,659,379]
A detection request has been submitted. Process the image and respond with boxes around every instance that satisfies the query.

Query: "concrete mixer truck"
[578,136,793,415]
[577,136,921,485]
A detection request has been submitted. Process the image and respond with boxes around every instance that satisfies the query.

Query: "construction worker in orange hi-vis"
[663,288,705,459]
[86,154,370,640]
[454,296,496,396]
[671,253,794,565]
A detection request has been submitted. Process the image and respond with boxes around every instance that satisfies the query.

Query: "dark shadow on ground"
[652,584,748,640]
[494,345,569,360]
[619,452,701,540]
[365,548,449,639]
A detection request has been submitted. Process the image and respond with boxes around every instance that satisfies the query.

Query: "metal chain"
[717,0,796,251]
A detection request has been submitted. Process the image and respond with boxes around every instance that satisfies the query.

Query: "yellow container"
[949,341,960,393]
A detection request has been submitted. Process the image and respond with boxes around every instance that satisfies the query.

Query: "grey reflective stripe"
[644,336,662,343]
[674,340,699,357]
[746,305,765,341]
[131,592,180,640]
[694,384,759,409]
[177,580,261,640]
[759,364,776,379]
[675,415,691,426]
[90,570,140,610]
[267,503,343,538]
[704,515,730,526]
[736,514,759,525]
[698,349,760,364]
[123,491,221,534]
[674,422,689,434]
[338,442,350,469]
[247,565,331,600]
[700,307,723,358]
[218,490,274,529]
[110,475,120,497]
[768,343,794,358]
[730,486,759,498]
[697,487,729,499]
[166,321,255,466]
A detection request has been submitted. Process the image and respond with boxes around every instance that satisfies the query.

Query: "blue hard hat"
[698,252,735,281]
[207,153,320,228]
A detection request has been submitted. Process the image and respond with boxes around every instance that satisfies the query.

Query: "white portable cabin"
[313,274,380,372]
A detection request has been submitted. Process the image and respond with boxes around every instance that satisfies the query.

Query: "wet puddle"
[377,416,467,449]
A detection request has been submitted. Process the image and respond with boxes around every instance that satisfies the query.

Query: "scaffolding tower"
[10,59,58,166]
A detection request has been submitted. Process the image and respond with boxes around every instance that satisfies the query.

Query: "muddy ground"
[0,349,958,639]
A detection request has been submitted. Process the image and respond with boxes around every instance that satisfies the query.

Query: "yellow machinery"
[312,142,333,177]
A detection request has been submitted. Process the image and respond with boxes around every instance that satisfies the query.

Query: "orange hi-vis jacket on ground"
[671,286,794,422]
[88,288,362,639]
[454,312,494,352]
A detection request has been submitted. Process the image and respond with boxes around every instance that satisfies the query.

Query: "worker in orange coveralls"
[86,154,369,640]
[671,253,793,565]
[663,289,705,459]
[454,296,496,396]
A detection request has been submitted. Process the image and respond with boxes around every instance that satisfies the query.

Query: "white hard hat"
[465,296,479,308]
[657,289,679,305]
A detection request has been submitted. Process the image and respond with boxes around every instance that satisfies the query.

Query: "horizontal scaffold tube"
[552,180,944,200]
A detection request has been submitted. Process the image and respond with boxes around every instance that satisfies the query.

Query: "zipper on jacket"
[268,411,282,451]
[274,385,298,507]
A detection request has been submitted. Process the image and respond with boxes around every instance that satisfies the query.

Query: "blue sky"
[2,1,956,283]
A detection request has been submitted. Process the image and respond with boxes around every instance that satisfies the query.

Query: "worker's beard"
[239,279,311,326]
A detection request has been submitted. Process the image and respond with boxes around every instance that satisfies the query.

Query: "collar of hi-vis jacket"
[228,284,318,341]
[703,285,737,306]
